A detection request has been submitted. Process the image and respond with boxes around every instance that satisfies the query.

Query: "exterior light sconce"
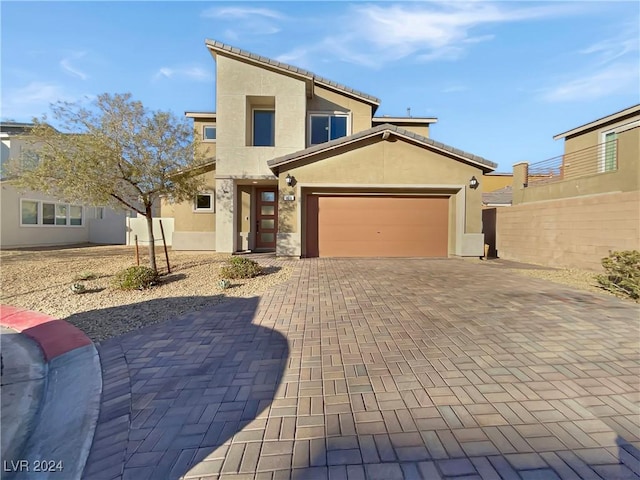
[469,176,479,190]
[285,173,294,187]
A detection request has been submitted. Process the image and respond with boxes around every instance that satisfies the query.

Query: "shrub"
[74,271,97,281]
[596,250,640,300]
[220,257,262,280]
[112,266,158,290]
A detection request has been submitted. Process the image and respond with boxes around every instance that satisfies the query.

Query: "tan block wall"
[308,85,373,136]
[496,190,640,271]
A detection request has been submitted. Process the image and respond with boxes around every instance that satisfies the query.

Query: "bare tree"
[8,93,208,273]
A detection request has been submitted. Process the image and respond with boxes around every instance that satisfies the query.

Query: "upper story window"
[600,119,639,172]
[253,110,275,146]
[309,113,349,146]
[203,125,216,142]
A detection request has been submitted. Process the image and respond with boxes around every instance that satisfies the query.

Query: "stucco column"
[215,178,236,253]
[512,162,529,205]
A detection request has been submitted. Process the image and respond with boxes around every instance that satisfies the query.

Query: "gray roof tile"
[267,124,497,171]
[205,39,380,105]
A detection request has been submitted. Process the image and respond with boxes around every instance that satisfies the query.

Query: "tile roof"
[482,185,512,205]
[267,123,497,172]
[205,39,381,107]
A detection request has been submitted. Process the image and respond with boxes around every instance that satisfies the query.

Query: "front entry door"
[256,188,278,250]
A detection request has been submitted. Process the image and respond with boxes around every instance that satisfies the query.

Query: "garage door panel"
[309,195,449,257]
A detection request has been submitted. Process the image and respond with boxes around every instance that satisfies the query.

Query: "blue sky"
[2,1,638,172]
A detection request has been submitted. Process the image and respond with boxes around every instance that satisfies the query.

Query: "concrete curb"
[1,305,102,480]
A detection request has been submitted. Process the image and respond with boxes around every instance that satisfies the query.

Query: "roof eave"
[553,104,640,140]
[269,124,496,174]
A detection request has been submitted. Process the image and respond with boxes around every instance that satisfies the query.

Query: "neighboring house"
[482,186,512,207]
[0,122,127,248]
[494,104,639,269]
[163,40,497,257]
[482,172,512,193]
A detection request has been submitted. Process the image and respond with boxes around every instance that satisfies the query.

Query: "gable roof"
[553,104,640,140]
[268,123,497,173]
[205,39,380,111]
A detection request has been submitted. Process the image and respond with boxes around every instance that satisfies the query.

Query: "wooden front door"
[256,187,278,250]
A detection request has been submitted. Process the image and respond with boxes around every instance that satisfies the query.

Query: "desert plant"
[220,257,262,280]
[74,271,97,281]
[218,279,232,289]
[596,250,640,300]
[112,266,158,290]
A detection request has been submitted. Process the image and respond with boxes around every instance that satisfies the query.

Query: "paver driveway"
[84,258,640,480]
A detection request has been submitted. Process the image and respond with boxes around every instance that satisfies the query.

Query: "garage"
[306,195,449,257]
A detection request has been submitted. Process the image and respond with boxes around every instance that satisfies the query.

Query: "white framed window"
[21,200,39,225]
[308,112,350,146]
[600,120,639,172]
[203,125,216,142]
[194,193,214,212]
[20,199,83,227]
[253,109,275,146]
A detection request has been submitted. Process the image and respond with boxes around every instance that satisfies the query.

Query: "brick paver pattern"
[84,258,640,480]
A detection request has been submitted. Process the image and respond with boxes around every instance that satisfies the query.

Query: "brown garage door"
[306,195,449,257]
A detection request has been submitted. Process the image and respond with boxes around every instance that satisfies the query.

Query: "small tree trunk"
[145,205,158,273]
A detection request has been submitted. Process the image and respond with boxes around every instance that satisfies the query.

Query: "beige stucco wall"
[563,112,639,156]
[496,190,640,271]
[160,170,216,232]
[514,127,639,204]
[1,183,90,248]
[214,55,307,178]
[482,174,512,192]
[277,137,485,256]
[192,118,217,161]
[308,85,373,137]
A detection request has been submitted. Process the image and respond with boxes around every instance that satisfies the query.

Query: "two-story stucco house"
[163,40,497,258]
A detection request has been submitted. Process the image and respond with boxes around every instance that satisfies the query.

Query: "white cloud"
[541,63,638,102]
[0,82,89,120]
[277,2,584,68]
[153,66,212,82]
[201,6,284,20]
[579,27,639,66]
[201,6,283,38]
[60,52,88,80]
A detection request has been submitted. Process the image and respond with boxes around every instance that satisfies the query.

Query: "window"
[20,200,83,227]
[43,203,55,225]
[70,206,83,225]
[600,120,640,172]
[21,200,38,225]
[309,113,349,145]
[253,110,275,146]
[203,125,216,142]
[194,193,214,212]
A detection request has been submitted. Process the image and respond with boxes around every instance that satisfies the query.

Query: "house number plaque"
[283,195,295,201]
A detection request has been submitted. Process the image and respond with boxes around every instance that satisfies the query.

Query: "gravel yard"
[1,245,294,342]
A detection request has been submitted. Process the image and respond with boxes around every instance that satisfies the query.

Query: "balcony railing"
[527,139,618,186]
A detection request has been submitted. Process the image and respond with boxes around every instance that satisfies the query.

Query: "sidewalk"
[0,305,102,480]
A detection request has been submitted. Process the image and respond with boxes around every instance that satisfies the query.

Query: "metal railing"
[527,139,618,186]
